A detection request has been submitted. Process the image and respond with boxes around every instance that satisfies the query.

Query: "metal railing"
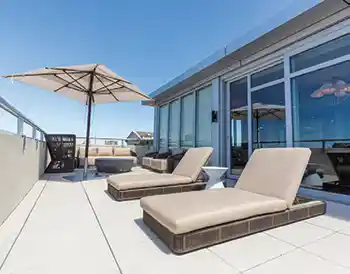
[76,136,128,147]
[0,96,46,141]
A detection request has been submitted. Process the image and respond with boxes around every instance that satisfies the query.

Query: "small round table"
[202,166,228,189]
[95,158,134,174]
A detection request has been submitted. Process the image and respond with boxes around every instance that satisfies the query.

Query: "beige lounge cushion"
[172,147,213,181]
[141,188,287,234]
[235,148,311,208]
[108,173,192,190]
[114,148,132,156]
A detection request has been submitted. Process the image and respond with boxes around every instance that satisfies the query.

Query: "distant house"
[126,131,153,146]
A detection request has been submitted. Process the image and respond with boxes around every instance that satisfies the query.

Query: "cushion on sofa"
[142,157,153,167]
[98,147,114,156]
[150,158,168,172]
[114,148,132,156]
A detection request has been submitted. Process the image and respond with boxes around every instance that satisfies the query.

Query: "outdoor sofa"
[76,146,137,168]
[140,147,326,254]
[107,147,213,201]
[142,148,187,173]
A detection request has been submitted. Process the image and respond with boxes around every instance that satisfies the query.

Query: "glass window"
[159,105,169,148]
[22,122,33,137]
[291,34,350,73]
[180,93,195,147]
[251,83,286,149]
[168,100,180,148]
[292,61,350,195]
[195,86,212,147]
[230,78,248,175]
[251,63,284,87]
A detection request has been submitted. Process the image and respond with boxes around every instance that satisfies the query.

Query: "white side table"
[202,166,228,189]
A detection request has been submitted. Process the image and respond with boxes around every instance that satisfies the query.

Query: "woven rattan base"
[143,197,326,254]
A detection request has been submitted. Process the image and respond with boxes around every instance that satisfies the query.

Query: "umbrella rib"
[110,81,150,100]
[96,73,132,85]
[2,71,86,78]
[59,70,88,91]
[46,66,132,85]
[53,74,86,92]
[54,72,90,92]
[94,79,123,93]
[94,75,119,101]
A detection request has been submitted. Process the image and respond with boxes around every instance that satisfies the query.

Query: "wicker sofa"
[76,146,137,168]
[142,148,187,173]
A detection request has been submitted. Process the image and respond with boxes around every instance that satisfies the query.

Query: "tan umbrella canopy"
[3,64,152,178]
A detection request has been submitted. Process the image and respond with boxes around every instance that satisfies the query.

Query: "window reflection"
[230,78,248,176]
[168,100,180,148]
[181,94,195,147]
[251,63,284,87]
[195,86,212,147]
[251,83,286,149]
[292,61,350,194]
[159,105,168,148]
[291,34,350,72]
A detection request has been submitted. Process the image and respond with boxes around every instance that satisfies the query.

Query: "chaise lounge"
[140,148,326,254]
[107,147,213,201]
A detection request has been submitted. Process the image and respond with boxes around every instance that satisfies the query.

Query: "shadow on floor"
[134,218,171,255]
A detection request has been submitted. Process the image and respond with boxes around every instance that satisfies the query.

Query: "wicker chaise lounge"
[140,148,326,254]
[107,147,213,201]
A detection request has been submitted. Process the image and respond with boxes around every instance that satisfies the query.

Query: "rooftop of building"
[1,168,350,274]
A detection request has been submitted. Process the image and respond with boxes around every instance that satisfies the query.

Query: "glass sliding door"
[290,33,350,195]
[168,99,180,148]
[250,63,286,149]
[229,78,248,176]
[180,93,195,147]
[159,105,169,149]
[195,85,212,147]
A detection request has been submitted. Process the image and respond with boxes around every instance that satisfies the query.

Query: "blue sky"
[0,0,319,138]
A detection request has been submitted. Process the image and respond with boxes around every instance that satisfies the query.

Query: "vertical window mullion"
[247,75,253,156]
[194,90,198,147]
[284,55,293,147]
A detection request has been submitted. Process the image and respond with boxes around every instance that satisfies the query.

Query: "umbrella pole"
[83,73,94,179]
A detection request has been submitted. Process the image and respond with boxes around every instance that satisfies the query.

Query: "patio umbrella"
[2,64,152,179]
[232,103,285,147]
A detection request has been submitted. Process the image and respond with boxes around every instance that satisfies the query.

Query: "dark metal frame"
[45,134,76,173]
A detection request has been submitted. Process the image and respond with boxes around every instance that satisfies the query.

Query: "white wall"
[0,132,47,226]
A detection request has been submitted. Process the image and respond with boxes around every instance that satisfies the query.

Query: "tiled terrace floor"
[1,167,350,273]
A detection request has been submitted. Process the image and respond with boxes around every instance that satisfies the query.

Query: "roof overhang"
[150,0,349,104]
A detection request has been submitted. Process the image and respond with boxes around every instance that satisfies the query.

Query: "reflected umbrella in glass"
[311,78,350,104]
[232,103,285,148]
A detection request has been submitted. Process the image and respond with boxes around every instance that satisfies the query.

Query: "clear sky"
[0,0,320,138]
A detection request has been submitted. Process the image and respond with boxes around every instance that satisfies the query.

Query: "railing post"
[17,118,23,135]
[32,127,37,139]
[40,132,44,141]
